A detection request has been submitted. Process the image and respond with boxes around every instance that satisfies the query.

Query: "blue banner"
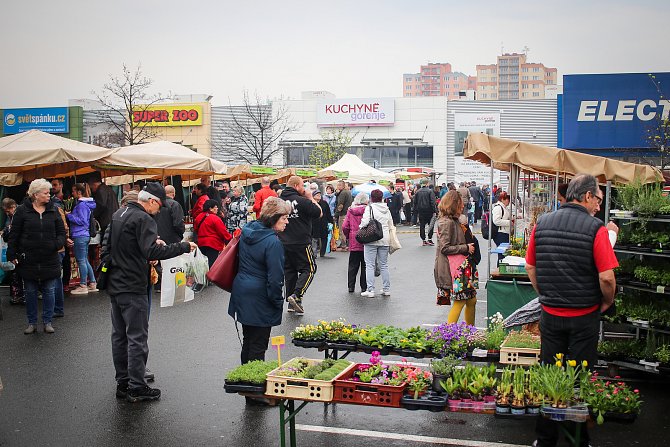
[3,107,69,134]
[562,73,670,150]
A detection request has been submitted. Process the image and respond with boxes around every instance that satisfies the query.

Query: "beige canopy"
[220,164,277,181]
[98,140,227,178]
[0,130,116,180]
[464,133,662,185]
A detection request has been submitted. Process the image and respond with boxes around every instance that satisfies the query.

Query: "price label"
[657,285,666,294]
[271,335,286,365]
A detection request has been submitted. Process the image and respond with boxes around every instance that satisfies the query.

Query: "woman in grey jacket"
[359,189,392,297]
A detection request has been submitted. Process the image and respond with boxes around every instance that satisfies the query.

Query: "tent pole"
[487,162,493,281]
[554,171,560,210]
[605,181,612,221]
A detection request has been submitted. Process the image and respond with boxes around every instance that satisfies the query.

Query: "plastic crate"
[541,405,589,422]
[498,263,527,275]
[448,399,496,414]
[332,364,406,407]
[265,358,354,402]
[500,346,541,365]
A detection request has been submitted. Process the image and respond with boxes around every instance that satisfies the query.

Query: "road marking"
[295,424,528,447]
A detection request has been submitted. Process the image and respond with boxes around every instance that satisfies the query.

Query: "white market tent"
[318,153,395,185]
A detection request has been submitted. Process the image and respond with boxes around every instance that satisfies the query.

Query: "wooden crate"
[265,358,355,402]
[500,346,541,365]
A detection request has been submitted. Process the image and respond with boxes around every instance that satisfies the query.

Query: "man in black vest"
[525,174,618,447]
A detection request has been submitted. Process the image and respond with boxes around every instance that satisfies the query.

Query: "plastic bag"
[160,254,195,307]
[185,248,209,291]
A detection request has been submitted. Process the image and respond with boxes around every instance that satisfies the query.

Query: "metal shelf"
[618,283,670,296]
[610,215,670,223]
[614,248,670,259]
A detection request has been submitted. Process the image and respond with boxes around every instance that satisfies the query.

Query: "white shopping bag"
[160,254,195,307]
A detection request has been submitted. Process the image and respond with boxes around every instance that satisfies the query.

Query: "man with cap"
[102,182,197,403]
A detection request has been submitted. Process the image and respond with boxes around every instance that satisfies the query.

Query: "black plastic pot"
[223,380,266,395]
[292,339,325,349]
[400,391,447,412]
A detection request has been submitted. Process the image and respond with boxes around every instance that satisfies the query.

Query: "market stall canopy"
[0,130,116,180]
[220,164,277,181]
[464,133,662,185]
[317,154,395,185]
[394,170,427,180]
[97,140,227,178]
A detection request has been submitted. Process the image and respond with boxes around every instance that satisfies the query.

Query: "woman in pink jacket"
[341,192,369,293]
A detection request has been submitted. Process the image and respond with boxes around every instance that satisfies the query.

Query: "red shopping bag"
[206,230,241,292]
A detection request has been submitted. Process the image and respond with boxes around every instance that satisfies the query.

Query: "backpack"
[89,209,100,242]
[481,204,501,240]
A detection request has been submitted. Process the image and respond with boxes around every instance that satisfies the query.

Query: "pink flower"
[634,389,639,394]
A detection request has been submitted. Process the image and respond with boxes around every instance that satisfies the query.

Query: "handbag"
[355,207,383,244]
[389,221,402,254]
[206,231,241,292]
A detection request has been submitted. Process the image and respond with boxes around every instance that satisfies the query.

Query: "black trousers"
[199,245,220,268]
[347,250,367,292]
[474,203,482,222]
[283,244,317,300]
[241,325,272,364]
[403,204,412,224]
[419,211,434,241]
[110,293,150,389]
[535,309,600,447]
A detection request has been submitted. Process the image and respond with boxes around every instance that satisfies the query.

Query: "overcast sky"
[1,0,668,108]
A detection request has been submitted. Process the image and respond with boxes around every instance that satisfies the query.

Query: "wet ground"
[0,229,668,446]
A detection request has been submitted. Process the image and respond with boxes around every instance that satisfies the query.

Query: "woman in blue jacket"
[66,183,97,295]
[228,197,291,365]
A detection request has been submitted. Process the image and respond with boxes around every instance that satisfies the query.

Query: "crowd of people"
[1,171,518,406]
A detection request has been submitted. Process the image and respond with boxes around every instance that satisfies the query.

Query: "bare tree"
[213,91,300,165]
[646,74,670,171]
[309,128,355,170]
[91,64,171,146]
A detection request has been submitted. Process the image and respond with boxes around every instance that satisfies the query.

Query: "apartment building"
[403,63,470,99]
[476,53,557,100]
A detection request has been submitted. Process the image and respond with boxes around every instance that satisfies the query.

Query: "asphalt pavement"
[0,228,668,447]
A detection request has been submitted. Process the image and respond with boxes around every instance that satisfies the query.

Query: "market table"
[486,271,537,320]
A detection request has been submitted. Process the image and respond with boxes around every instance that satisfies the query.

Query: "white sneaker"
[70,285,89,295]
[361,290,375,297]
[382,290,391,296]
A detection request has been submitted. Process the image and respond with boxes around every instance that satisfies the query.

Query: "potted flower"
[485,312,506,355]
[291,323,326,348]
[510,367,526,415]
[495,368,513,414]
[582,372,642,424]
[405,366,432,399]
[441,376,461,411]
[430,355,461,393]
[426,322,478,358]
[526,368,542,414]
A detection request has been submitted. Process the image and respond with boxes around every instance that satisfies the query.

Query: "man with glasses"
[102,183,196,403]
[524,174,618,447]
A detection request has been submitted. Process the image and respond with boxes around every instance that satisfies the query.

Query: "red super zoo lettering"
[133,109,199,123]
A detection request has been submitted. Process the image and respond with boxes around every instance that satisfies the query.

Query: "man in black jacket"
[154,185,185,244]
[278,176,322,315]
[89,172,119,236]
[102,183,196,403]
[414,180,437,246]
[525,174,617,447]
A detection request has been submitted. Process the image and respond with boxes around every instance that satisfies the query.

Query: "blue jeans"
[54,252,65,314]
[364,245,390,291]
[24,277,56,325]
[73,237,95,286]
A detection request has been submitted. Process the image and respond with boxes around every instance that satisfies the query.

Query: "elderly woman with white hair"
[342,192,369,294]
[226,186,249,232]
[7,179,67,334]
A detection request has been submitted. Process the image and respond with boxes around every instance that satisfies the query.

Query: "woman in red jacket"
[195,200,232,267]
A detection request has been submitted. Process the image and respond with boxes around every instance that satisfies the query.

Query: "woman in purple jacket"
[341,192,369,293]
[67,183,97,295]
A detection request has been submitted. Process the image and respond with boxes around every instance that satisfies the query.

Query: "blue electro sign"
[3,107,69,134]
[562,73,670,150]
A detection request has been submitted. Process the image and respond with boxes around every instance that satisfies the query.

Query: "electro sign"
[562,73,670,150]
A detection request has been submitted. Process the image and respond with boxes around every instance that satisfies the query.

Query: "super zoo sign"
[132,104,203,127]
[562,72,670,150]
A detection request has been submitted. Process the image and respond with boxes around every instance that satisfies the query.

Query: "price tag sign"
[658,285,666,294]
[271,335,286,365]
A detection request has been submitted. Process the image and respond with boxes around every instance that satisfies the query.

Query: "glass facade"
[285,145,433,168]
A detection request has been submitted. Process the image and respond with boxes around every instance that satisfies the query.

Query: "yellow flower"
[555,361,562,368]
[582,360,588,368]
[556,353,563,360]
[567,360,577,367]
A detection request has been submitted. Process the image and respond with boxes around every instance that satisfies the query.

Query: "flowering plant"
[426,322,478,357]
[290,319,359,342]
[485,312,506,350]
[502,330,541,349]
[405,366,432,399]
[351,351,409,386]
[581,373,642,424]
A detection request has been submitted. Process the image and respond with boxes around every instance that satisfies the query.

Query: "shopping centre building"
[2,71,667,185]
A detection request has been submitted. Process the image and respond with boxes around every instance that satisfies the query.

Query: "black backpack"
[481,204,501,240]
[89,210,100,238]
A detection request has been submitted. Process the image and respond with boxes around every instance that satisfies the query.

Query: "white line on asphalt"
[295,424,528,447]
